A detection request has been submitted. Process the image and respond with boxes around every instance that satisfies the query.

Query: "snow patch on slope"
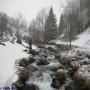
[0,41,29,87]
[53,27,90,52]
[72,27,90,49]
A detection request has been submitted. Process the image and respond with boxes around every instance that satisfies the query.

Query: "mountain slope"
[72,27,90,48]
[53,27,90,52]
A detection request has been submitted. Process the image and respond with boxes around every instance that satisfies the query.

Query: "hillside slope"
[72,27,90,48]
[53,27,90,52]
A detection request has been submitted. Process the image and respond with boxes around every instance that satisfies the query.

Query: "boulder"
[55,54,61,59]
[47,47,57,53]
[18,58,29,68]
[55,69,66,82]
[12,82,39,90]
[0,42,5,46]
[36,58,49,66]
[80,59,90,65]
[15,56,35,68]
[55,69,65,77]
[27,66,38,72]
[17,68,29,83]
[28,83,39,90]
[29,49,36,55]
[74,65,90,90]
[68,68,75,76]
[28,56,35,64]
[70,61,80,71]
[23,49,28,53]
[12,79,25,88]
[39,52,47,58]
[86,54,90,59]
[51,69,66,89]
[51,78,61,89]
[49,64,63,72]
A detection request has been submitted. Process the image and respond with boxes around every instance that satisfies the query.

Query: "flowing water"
[26,47,76,90]
[2,46,79,90]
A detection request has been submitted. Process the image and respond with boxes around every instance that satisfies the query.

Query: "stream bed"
[24,46,80,90]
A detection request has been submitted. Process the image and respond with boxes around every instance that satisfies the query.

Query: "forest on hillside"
[0,0,90,45]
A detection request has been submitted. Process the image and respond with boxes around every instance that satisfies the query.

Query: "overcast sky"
[0,0,67,23]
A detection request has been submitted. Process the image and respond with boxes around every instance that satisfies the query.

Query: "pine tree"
[59,14,65,35]
[0,12,8,39]
[87,0,90,26]
[44,7,57,42]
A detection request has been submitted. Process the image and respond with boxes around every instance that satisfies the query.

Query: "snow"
[72,27,90,49]
[52,26,90,83]
[0,41,29,87]
[22,41,37,50]
[53,27,90,53]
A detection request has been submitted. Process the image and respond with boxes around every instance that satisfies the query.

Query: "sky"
[0,0,67,24]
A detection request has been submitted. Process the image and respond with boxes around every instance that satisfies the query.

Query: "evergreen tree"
[59,14,65,35]
[0,12,8,39]
[44,7,57,42]
[86,0,90,26]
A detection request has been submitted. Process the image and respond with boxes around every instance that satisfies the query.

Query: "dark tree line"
[44,7,58,42]
[0,7,58,44]
[28,7,58,44]
[0,12,28,44]
[1,1,89,46]
[0,12,11,40]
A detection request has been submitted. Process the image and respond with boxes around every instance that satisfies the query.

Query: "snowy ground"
[72,27,90,51]
[0,41,30,87]
[52,27,90,53]
[0,27,90,89]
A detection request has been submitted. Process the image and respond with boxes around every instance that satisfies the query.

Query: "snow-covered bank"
[72,27,90,50]
[0,41,29,87]
[52,27,90,52]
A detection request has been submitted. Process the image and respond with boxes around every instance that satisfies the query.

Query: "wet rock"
[39,52,47,58]
[18,58,29,68]
[51,78,61,89]
[29,84,39,90]
[56,44,70,51]
[65,82,79,90]
[47,47,57,53]
[0,42,5,46]
[27,66,38,72]
[51,69,66,89]
[15,56,35,68]
[28,56,35,64]
[58,56,71,65]
[23,49,28,53]
[12,79,25,88]
[70,61,80,71]
[86,54,90,59]
[35,50,40,55]
[68,68,75,76]
[55,54,61,59]
[49,64,63,72]
[80,59,90,65]
[37,44,46,49]
[12,68,30,90]
[74,65,90,90]
[55,69,65,78]
[17,67,29,83]
[36,58,49,66]
[12,82,39,90]
[29,49,36,55]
